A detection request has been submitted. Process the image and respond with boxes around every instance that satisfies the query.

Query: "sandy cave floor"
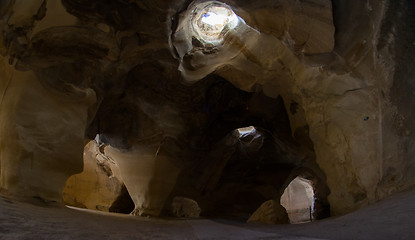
[1,190,415,240]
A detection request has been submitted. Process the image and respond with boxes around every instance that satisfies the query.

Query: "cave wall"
[63,140,134,213]
[172,0,415,216]
[324,0,415,213]
[0,55,94,201]
[376,0,415,198]
[0,0,414,218]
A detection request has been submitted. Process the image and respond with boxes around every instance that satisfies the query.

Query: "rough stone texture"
[172,0,415,216]
[0,0,414,220]
[230,0,335,54]
[247,200,289,224]
[0,57,95,202]
[170,197,201,218]
[104,145,182,216]
[63,140,134,213]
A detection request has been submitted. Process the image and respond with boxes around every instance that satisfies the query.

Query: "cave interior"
[0,0,415,231]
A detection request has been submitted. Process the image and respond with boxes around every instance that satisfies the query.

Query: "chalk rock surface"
[248,200,289,224]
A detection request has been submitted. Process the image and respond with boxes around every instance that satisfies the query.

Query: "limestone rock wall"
[0,57,95,201]
[247,200,289,224]
[0,0,414,219]
[63,141,134,213]
[172,0,415,216]
[104,144,181,216]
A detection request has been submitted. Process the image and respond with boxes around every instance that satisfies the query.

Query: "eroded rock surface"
[247,200,289,224]
[0,0,414,220]
[63,140,134,213]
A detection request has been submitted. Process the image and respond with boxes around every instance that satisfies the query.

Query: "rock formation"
[247,200,289,224]
[63,140,134,213]
[170,196,201,218]
[0,0,414,221]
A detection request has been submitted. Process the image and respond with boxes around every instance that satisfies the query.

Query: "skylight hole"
[192,2,239,44]
[237,126,256,137]
[201,12,226,26]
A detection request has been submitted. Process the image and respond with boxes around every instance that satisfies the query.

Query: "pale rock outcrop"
[104,143,181,216]
[247,200,289,224]
[63,141,132,212]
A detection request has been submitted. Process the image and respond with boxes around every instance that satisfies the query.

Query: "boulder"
[170,197,201,218]
[247,200,289,224]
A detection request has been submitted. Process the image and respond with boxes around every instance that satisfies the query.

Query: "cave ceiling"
[1,0,414,219]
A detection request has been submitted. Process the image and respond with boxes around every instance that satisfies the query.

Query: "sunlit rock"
[247,200,289,224]
[63,141,134,213]
[104,144,181,217]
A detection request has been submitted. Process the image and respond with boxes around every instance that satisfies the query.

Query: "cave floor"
[1,190,414,240]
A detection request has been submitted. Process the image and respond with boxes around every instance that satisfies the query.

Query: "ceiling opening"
[237,126,256,137]
[192,1,239,44]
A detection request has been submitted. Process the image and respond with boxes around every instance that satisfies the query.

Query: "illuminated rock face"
[0,58,95,201]
[281,177,314,223]
[104,145,181,216]
[247,200,289,224]
[0,0,414,219]
[63,141,134,213]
